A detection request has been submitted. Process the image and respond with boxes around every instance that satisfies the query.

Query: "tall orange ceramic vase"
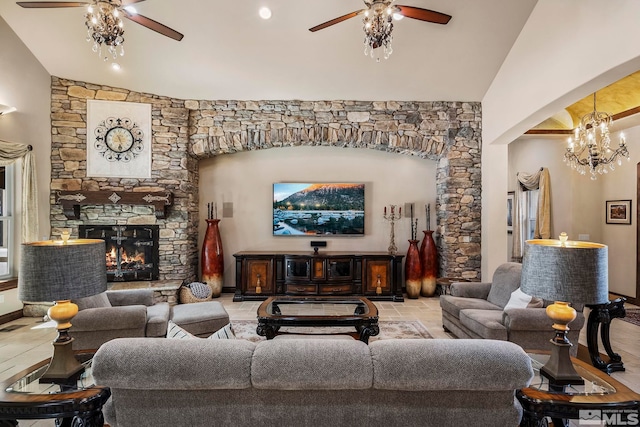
[419,230,438,297]
[405,239,422,299]
[201,219,224,297]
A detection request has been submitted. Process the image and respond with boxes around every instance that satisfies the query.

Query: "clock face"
[94,117,144,162]
[105,127,134,153]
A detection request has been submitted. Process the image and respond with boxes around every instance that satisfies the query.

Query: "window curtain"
[0,140,38,243]
[512,167,551,261]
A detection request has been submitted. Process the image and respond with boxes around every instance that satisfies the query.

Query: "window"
[0,165,13,279]
[525,189,539,240]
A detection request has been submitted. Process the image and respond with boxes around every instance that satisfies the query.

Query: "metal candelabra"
[383,204,402,255]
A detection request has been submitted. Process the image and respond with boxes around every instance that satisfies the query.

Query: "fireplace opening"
[79,225,160,282]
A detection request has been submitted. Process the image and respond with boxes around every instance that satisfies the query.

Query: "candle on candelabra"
[384,206,387,216]
[399,206,401,216]
[214,202,218,219]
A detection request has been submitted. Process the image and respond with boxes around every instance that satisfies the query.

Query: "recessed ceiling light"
[124,5,137,14]
[259,7,272,20]
[111,63,121,71]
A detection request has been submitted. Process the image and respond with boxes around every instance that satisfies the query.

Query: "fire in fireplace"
[79,225,159,282]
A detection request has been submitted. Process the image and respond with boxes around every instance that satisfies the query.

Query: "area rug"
[621,309,640,326]
[230,320,432,342]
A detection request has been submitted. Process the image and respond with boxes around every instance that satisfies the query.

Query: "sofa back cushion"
[93,338,256,390]
[370,339,533,391]
[251,339,373,390]
[74,292,112,310]
[487,262,522,309]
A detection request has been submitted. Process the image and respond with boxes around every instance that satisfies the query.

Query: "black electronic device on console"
[310,241,327,254]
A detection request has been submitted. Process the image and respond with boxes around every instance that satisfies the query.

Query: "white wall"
[599,125,640,298]
[0,17,51,316]
[482,0,640,281]
[509,128,640,298]
[199,146,437,289]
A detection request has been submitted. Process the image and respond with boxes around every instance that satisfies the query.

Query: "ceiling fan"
[309,0,451,61]
[16,1,183,63]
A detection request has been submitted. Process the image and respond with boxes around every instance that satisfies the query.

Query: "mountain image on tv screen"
[273,183,365,236]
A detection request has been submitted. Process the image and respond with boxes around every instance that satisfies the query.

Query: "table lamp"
[18,238,107,383]
[521,237,608,386]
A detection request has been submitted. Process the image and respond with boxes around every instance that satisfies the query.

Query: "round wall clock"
[94,117,144,162]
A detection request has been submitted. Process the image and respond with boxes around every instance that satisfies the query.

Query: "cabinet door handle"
[296,287,306,292]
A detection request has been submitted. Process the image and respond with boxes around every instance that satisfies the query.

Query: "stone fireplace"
[48,77,482,288]
[79,225,160,282]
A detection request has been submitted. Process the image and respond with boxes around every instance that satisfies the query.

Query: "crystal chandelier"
[563,92,630,180]
[363,1,396,62]
[85,0,125,62]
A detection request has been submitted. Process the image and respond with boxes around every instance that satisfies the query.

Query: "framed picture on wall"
[507,191,514,233]
[86,99,152,178]
[606,200,632,225]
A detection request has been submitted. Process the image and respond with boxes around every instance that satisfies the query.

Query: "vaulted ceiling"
[0,0,537,101]
[2,1,640,137]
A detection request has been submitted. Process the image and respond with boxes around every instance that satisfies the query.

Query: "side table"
[0,354,110,426]
[586,297,626,373]
[518,352,640,427]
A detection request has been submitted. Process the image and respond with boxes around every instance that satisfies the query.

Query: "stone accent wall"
[50,77,198,283]
[49,77,481,282]
[188,100,482,279]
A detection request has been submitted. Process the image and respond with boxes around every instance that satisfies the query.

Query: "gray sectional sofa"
[92,337,534,427]
[440,262,585,356]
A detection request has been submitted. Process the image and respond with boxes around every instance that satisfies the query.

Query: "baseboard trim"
[0,309,23,326]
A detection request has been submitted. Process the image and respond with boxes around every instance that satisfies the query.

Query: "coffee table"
[517,352,640,427]
[0,353,110,426]
[256,296,379,343]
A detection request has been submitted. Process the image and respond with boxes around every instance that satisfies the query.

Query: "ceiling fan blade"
[395,6,451,24]
[123,11,183,41]
[309,9,365,32]
[17,1,87,7]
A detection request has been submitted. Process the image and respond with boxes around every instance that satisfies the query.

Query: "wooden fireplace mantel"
[55,190,173,219]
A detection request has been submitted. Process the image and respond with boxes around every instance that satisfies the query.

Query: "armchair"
[70,289,170,350]
[440,262,585,356]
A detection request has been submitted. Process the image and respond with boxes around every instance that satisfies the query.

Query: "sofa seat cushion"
[170,301,230,337]
[459,309,508,340]
[251,339,373,390]
[440,295,501,319]
[146,302,170,337]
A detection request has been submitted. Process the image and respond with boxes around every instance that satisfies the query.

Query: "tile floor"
[0,293,638,426]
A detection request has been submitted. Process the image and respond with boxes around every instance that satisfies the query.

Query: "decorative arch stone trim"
[187,100,482,280]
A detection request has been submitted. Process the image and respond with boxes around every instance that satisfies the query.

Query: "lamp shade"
[520,239,608,305]
[18,239,107,302]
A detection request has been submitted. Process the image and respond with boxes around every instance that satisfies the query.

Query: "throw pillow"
[167,321,236,340]
[166,320,196,339]
[208,323,236,340]
[503,288,543,311]
[74,292,112,311]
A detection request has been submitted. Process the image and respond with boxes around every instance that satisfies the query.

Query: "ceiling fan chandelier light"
[563,92,630,180]
[363,1,395,62]
[85,0,125,61]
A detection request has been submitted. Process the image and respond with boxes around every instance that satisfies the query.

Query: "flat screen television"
[273,183,365,236]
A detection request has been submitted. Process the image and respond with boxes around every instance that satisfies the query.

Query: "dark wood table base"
[586,297,626,373]
[256,296,380,343]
